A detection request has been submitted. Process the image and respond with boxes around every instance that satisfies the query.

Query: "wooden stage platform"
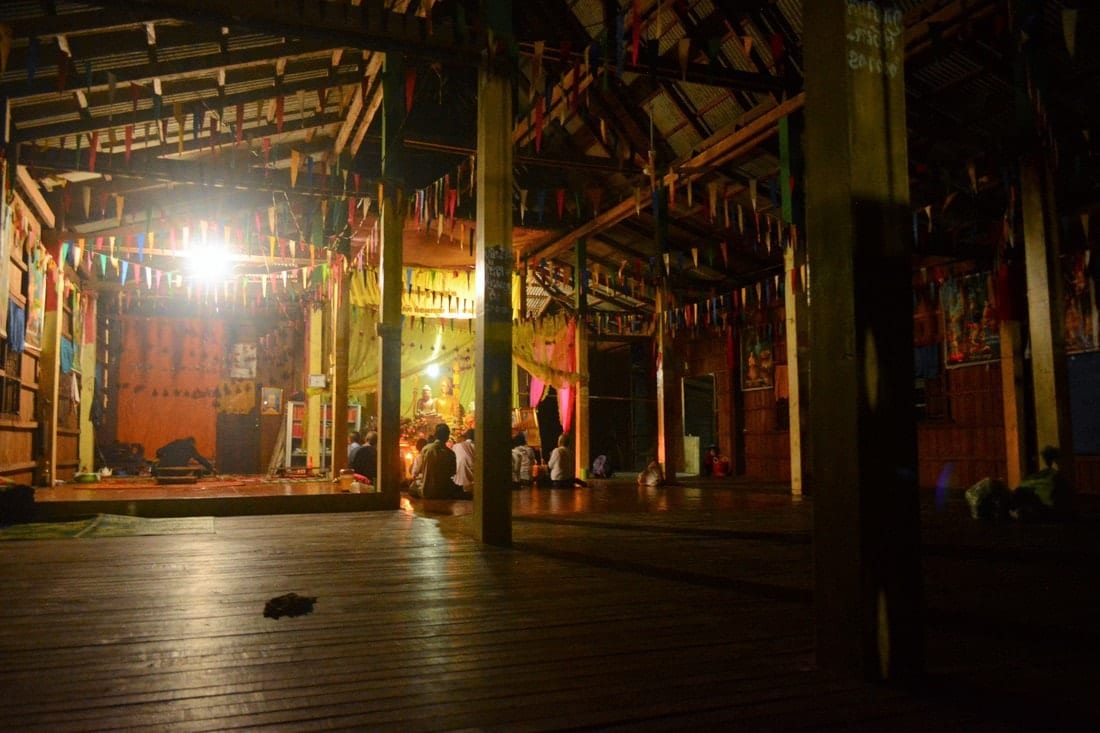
[2,478,1097,730]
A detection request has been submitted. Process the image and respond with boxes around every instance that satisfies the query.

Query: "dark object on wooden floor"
[154,466,201,485]
[264,593,317,619]
[0,484,35,524]
[99,441,147,476]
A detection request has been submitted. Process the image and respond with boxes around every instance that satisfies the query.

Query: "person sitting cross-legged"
[548,433,587,488]
[349,430,378,485]
[416,423,470,500]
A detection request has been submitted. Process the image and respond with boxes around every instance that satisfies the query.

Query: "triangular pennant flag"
[678,38,690,80]
[1064,9,1079,58]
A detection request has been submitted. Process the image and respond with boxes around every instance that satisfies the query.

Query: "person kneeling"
[154,436,215,477]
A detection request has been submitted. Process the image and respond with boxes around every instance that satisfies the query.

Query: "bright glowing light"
[425,363,440,378]
[187,243,232,282]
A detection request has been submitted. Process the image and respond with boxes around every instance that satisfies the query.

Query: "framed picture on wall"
[940,274,1000,368]
[261,387,283,416]
[741,329,775,391]
[231,342,257,378]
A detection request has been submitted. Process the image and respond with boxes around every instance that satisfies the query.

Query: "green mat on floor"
[0,514,214,541]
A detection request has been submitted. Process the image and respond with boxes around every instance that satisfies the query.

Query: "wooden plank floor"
[1,481,1098,731]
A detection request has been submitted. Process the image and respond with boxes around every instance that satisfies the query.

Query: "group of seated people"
[405,423,474,500]
[396,427,591,499]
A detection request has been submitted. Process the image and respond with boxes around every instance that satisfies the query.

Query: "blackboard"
[484,245,512,319]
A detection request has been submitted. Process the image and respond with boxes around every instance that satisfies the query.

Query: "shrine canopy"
[344,266,586,429]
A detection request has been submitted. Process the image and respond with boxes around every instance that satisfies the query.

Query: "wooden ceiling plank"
[529,94,802,262]
[12,70,360,143]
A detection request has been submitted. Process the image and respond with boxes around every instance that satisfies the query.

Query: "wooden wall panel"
[917,363,1007,490]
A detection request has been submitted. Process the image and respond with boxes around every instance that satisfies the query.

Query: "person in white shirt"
[548,433,587,488]
[452,429,475,495]
[511,432,536,487]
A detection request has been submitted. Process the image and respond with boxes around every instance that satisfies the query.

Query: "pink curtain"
[558,385,573,434]
[529,377,546,408]
[558,318,576,433]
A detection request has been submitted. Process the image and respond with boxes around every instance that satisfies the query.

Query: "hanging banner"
[740,326,775,391]
[24,246,48,350]
[940,273,1000,367]
[1063,250,1098,354]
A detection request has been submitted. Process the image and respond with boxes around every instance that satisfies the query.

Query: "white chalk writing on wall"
[846,0,903,79]
[484,245,512,319]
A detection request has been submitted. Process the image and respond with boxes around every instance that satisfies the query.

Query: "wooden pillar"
[306,307,324,471]
[1020,156,1075,474]
[574,238,590,478]
[78,293,98,474]
[654,289,673,474]
[329,259,350,473]
[1000,321,1028,488]
[473,48,514,546]
[377,52,406,506]
[780,111,805,497]
[39,236,64,486]
[804,1,922,681]
[783,245,803,496]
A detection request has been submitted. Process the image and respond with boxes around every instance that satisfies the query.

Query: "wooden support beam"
[1020,155,1075,474]
[376,53,406,507]
[473,48,515,547]
[804,0,921,682]
[16,164,55,229]
[528,95,802,261]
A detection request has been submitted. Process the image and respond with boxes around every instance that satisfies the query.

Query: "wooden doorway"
[682,374,717,475]
[216,404,262,474]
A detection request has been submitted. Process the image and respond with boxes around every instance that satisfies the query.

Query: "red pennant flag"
[535,96,544,153]
[556,189,566,219]
[631,0,641,65]
[587,188,603,216]
[571,60,581,112]
[275,96,284,133]
[88,131,99,171]
[57,51,69,92]
[406,67,417,112]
